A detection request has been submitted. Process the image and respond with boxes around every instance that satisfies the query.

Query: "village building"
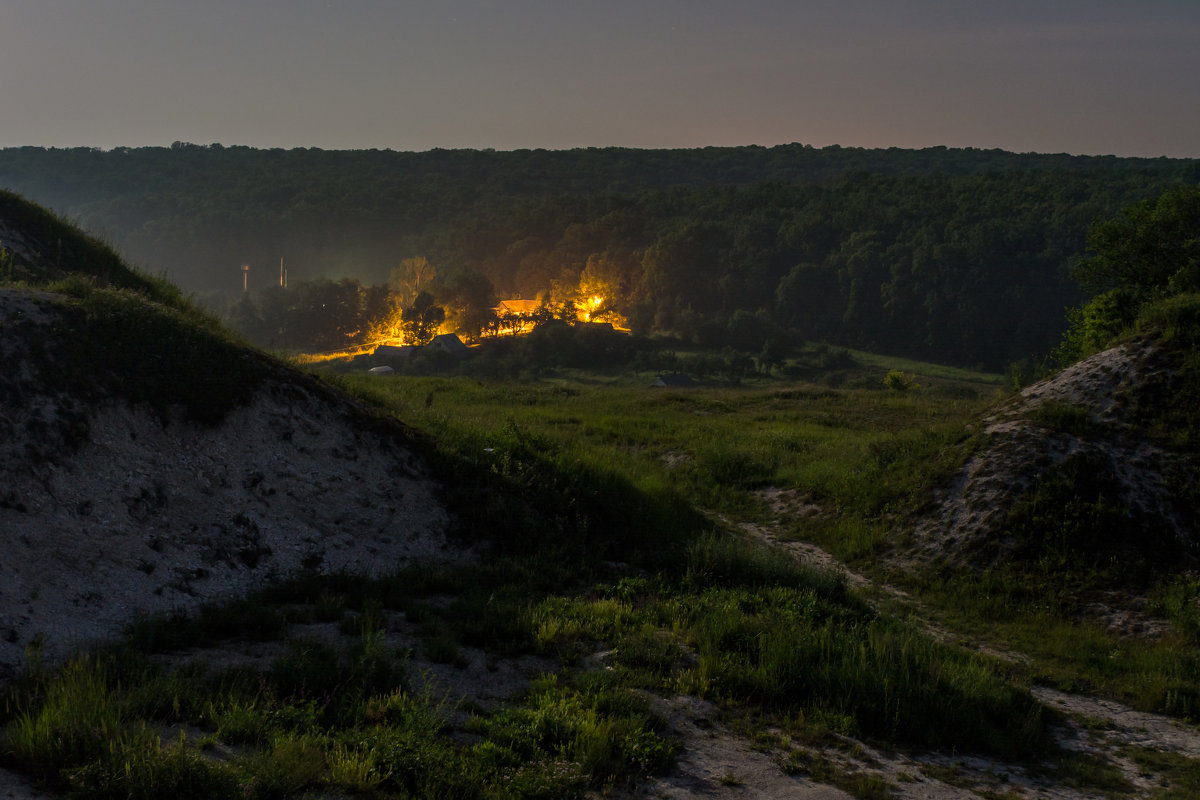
[493,298,541,317]
[427,333,469,358]
[373,344,415,360]
[492,298,544,335]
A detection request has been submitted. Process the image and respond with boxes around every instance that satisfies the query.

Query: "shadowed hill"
[0,189,181,305]
[915,331,1199,584]
[0,195,457,681]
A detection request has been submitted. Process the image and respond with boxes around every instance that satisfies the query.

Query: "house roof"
[427,333,468,356]
[373,344,414,358]
[495,299,541,315]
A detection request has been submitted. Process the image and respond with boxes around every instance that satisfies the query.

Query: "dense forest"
[1,143,1197,368]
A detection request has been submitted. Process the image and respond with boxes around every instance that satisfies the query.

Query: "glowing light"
[580,295,606,322]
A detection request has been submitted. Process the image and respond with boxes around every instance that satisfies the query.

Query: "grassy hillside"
[1,189,308,428]
[0,189,182,305]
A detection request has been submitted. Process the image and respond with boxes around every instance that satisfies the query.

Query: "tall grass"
[340,363,1200,731]
[913,565,1200,719]
[523,532,1051,761]
[1,638,674,799]
[329,367,1066,761]
[1,654,236,798]
[34,287,276,425]
[0,189,186,308]
[679,535,1047,759]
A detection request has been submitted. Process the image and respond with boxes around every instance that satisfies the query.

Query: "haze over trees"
[1,143,1197,368]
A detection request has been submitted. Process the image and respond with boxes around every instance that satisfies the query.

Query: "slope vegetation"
[917,335,1198,584]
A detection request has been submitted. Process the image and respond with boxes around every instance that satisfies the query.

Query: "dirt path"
[667,505,1200,799]
[622,696,856,800]
[0,768,50,800]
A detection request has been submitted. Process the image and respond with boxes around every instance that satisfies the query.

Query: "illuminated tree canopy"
[401,291,445,346]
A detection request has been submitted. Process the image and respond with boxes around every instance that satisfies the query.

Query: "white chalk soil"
[0,289,459,681]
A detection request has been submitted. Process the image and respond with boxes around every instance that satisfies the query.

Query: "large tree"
[439,269,497,342]
[389,256,438,308]
[1059,185,1200,363]
[1074,185,1200,299]
[401,291,446,346]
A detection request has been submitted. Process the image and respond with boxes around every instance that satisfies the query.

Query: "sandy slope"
[0,289,458,681]
[914,340,1193,571]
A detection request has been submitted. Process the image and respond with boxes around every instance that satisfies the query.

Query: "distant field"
[339,355,1000,559]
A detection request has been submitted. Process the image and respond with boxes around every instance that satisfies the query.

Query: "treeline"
[1,144,1197,368]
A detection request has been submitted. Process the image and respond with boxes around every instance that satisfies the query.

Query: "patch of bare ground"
[612,695,856,800]
[0,768,51,800]
[661,450,693,470]
[1036,684,1200,758]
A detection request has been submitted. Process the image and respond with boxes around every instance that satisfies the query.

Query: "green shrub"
[240,733,328,799]
[1055,289,1138,364]
[883,369,920,392]
[64,737,238,800]
[1031,400,1099,437]
[1139,292,1200,347]
[3,658,129,782]
[478,675,674,790]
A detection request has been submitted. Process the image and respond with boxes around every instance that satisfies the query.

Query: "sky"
[1,1,1198,158]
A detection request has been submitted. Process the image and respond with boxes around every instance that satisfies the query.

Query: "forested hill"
[1,143,1197,368]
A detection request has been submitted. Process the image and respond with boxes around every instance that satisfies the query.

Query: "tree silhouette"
[401,291,445,346]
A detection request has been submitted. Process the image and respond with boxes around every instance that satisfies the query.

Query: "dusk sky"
[2,0,1198,157]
